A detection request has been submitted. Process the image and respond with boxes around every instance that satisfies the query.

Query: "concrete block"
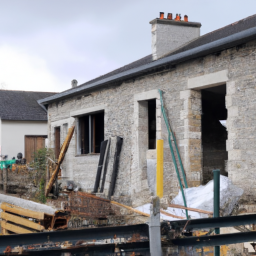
[228,106,239,117]
[180,90,191,99]
[225,95,232,108]
[226,81,236,95]
[228,150,241,160]
[147,150,157,159]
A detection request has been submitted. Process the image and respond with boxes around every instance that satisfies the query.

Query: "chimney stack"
[150,13,201,60]
[71,79,78,88]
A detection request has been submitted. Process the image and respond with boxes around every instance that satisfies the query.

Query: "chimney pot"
[175,14,180,21]
[71,79,78,88]
[167,13,172,20]
[160,12,164,19]
[184,15,188,22]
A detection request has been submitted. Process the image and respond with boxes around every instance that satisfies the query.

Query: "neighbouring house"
[0,90,56,163]
[39,13,256,208]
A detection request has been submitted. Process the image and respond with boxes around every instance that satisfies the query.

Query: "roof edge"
[39,26,256,105]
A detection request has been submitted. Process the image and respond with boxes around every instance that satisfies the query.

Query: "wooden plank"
[2,228,10,235]
[25,136,35,163]
[45,126,75,196]
[1,202,45,220]
[1,220,35,234]
[160,210,185,220]
[111,201,150,217]
[1,212,44,231]
[169,204,213,215]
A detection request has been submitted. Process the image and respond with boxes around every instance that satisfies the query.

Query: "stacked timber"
[0,202,54,235]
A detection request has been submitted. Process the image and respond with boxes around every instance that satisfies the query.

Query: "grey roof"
[0,90,56,121]
[39,14,256,105]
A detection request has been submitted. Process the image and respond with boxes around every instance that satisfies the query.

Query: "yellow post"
[156,139,164,198]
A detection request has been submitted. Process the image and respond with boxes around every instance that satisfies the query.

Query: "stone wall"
[48,39,256,206]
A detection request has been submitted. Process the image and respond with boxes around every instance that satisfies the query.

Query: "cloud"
[0,0,256,92]
[0,45,62,92]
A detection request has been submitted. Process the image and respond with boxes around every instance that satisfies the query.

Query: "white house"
[0,90,56,162]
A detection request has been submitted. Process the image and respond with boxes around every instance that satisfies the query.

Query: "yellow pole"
[156,139,164,198]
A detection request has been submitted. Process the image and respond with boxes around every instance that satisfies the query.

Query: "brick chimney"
[150,13,201,60]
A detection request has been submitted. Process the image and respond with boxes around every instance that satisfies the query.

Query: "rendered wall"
[47,39,256,206]
[1,121,48,160]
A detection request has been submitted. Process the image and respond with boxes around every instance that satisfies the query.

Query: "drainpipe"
[213,169,220,256]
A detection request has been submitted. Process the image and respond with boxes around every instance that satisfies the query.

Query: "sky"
[0,1,256,93]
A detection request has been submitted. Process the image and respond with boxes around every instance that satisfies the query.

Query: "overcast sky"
[1,1,256,93]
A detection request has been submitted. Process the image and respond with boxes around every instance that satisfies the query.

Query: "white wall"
[1,120,48,159]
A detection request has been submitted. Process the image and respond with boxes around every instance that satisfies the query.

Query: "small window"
[148,99,156,149]
[78,111,104,154]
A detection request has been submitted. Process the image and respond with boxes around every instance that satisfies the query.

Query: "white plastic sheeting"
[136,175,243,221]
[173,175,243,217]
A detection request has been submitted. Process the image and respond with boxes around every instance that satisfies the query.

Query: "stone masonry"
[48,39,256,206]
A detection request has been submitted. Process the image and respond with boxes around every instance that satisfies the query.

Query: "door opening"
[201,84,228,184]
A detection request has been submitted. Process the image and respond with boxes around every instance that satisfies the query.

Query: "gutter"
[38,26,256,105]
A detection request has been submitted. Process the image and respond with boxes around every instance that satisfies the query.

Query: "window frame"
[76,110,105,156]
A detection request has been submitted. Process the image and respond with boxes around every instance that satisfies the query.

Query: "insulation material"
[172,175,243,217]
[136,176,243,221]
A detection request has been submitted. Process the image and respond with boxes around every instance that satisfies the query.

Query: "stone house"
[39,13,256,207]
[0,90,56,162]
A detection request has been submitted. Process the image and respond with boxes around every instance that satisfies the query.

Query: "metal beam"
[0,224,149,255]
[170,214,256,231]
[171,231,256,248]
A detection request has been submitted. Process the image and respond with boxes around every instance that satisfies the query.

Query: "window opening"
[201,84,227,184]
[148,99,156,149]
[54,127,61,159]
[79,111,104,154]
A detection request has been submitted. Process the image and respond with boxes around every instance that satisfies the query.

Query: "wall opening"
[201,84,228,183]
[78,111,104,154]
[148,99,156,149]
[54,127,61,159]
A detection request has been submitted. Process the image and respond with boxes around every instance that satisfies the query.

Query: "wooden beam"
[1,220,35,234]
[160,210,185,219]
[1,203,45,220]
[1,212,44,231]
[1,228,10,235]
[110,201,150,217]
[169,204,213,215]
[45,126,75,196]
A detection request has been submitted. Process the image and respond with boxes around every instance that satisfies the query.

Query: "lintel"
[187,70,229,90]
[70,105,105,117]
